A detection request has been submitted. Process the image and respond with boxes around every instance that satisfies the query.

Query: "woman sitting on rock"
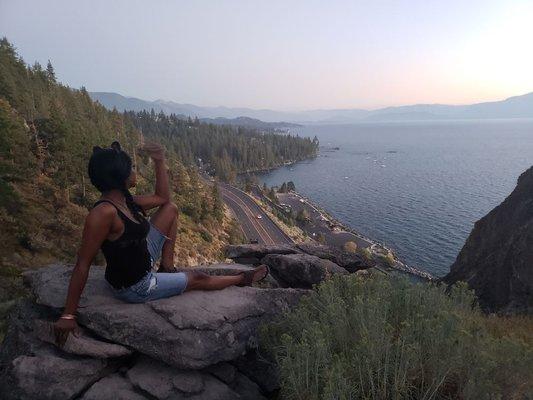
[54,141,268,345]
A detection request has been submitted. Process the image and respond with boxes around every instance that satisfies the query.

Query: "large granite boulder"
[23,264,307,369]
[225,244,300,264]
[261,253,347,289]
[1,302,267,399]
[34,320,132,359]
[225,243,376,276]
[81,373,148,400]
[444,165,533,314]
[1,263,308,399]
[0,301,122,400]
[79,355,265,400]
[296,243,375,272]
[124,356,247,400]
[126,357,264,400]
[12,349,110,399]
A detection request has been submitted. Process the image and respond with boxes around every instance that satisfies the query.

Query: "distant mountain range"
[90,91,533,124]
[199,116,301,130]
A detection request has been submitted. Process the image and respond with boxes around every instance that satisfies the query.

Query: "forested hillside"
[0,38,316,283]
[125,110,318,181]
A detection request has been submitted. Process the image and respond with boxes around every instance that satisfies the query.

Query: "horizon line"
[89,90,533,113]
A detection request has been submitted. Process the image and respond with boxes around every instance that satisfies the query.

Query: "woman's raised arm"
[133,141,170,210]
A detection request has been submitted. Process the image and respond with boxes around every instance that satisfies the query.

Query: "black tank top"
[93,200,152,289]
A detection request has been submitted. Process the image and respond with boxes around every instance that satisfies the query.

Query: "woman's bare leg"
[185,266,268,291]
[159,215,177,268]
[149,201,178,269]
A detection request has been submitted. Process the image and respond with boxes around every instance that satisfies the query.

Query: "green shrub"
[379,250,395,267]
[227,219,246,245]
[260,275,533,400]
[0,178,20,213]
[199,229,213,243]
[358,247,373,261]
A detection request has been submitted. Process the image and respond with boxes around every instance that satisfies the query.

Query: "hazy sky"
[1,0,532,110]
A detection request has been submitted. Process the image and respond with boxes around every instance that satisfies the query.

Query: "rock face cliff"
[444,166,533,314]
[0,244,373,399]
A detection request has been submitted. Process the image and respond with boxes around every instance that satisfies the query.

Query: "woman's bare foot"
[237,265,269,287]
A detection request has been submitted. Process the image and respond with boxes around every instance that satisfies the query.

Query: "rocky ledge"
[0,244,373,399]
[226,243,374,277]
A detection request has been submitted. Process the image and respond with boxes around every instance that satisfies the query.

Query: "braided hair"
[88,141,146,220]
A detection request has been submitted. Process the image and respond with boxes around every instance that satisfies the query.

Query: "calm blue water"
[259,120,533,276]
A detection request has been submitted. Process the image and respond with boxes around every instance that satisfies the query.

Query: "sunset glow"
[1,0,532,109]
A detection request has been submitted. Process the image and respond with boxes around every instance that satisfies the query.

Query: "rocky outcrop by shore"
[226,243,374,272]
[0,244,374,399]
[262,253,347,289]
[444,166,533,315]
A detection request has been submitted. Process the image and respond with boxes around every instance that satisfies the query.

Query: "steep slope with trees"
[0,39,230,275]
[0,38,317,284]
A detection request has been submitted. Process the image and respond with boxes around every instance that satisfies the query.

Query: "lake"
[258,120,533,276]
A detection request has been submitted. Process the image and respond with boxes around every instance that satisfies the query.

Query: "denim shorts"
[112,222,188,303]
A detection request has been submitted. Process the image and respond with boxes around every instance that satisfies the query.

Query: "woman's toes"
[252,265,268,283]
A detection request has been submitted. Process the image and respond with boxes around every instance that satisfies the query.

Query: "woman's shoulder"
[90,201,118,219]
[80,202,118,233]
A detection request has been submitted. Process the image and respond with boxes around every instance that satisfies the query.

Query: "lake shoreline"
[247,173,435,281]
[282,189,436,281]
[256,121,533,277]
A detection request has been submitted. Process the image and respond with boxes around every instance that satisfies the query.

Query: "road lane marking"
[222,193,269,244]
[221,192,269,244]
[222,189,275,244]
[226,185,294,244]
[221,187,276,244]
[222,193,268,244]
[221,190,272,244]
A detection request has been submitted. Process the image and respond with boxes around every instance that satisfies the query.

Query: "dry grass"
[481,314,533,346]
[343,241,358,253]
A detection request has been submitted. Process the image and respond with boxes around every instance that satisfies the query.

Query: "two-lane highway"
[219,183,293,245]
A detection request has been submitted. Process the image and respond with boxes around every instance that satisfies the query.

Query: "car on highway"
[256,215,263,219]
[280,203,292,212]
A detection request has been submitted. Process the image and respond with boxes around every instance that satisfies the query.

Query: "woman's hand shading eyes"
[138,141,165,161]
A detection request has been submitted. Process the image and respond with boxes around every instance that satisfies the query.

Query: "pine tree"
[0,99,35,211]
[268,187,279,203]
[287,181,296,191]
[46,60,56,83]
[211,183,224,222]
